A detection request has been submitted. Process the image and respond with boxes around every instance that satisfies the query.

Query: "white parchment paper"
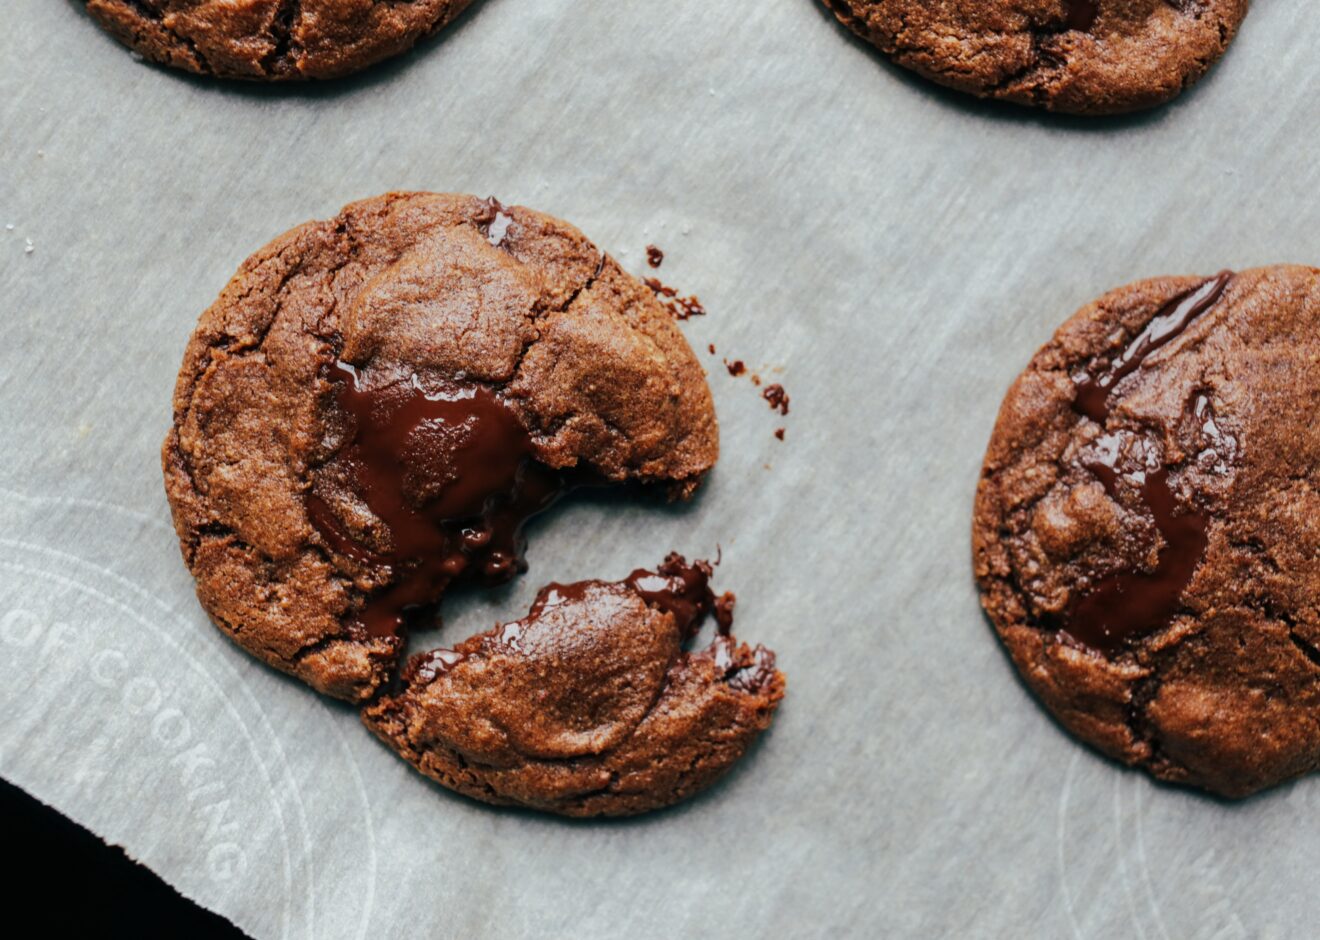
[2,2,1317,936]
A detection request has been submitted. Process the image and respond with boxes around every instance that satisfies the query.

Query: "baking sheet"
[1,2,1316,936]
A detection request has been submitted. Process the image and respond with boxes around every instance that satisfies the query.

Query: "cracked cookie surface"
[162,192,718,703]
[974,265,1320,798]
[820,0,1249,115]
[83,0,476,80]
[363,555,785,816]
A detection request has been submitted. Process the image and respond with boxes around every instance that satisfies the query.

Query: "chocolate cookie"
[363,555,785,816]
[820,0,1249,115]
[163,192,718,703]
[974,266,1320,797]
[83,0,475,80]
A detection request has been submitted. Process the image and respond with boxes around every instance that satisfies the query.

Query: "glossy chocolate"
[1064,0,1099,32]
[625,554,726,639]
[407,648,468,684]
[1063,435,1210,654]
[524,553,727,638]
[1062,273,1234,655]
[1073,272,1233,423]
[406,554,733,688]
[308,361,564,638]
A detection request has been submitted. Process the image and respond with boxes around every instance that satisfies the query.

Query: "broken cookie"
[363,555,785,816]
[162,192,718,703]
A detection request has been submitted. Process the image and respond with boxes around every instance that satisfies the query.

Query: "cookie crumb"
[646,245,664,268]
[763,384,790,415]
[725,359,746,377]
[707,343,716,355]
[643,277,706,320]
[774,428,785,441]
[643,276,675,298]
[713,591,736,633]
[675,295,705,319]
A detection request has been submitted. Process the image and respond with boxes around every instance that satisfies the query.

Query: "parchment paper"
[2,2,1316,936]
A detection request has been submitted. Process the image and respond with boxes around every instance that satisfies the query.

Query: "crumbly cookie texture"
[363,558,785,817]
[84,0,475,80]
[162,192,718,703]
[974,265,1320,798]
[821,0,1249,115]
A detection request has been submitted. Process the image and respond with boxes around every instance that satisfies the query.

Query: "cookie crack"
[261,0,303,76]
[1123,668,1166,768]
[502,250,606,403]
[1288,630,1320,672]
[174,225,356,546]
[200,527,367,665]
[1252,599,1320,674]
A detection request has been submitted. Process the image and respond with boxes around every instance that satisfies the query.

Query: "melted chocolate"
[646,245,664,268]
[406,554,732,688]
[1073,272,1232,422]
[1061,273,1234,655]
[528,554,733,641]
[1063,0,1099,32]
[523,554,725,639]
[308,361,565,638]
[408,648,468,684]
[624,554,725,639]
[1063,438,1210,654]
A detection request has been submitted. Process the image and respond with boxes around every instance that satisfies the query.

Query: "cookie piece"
[83,0,476,80]
[162,192,719,702]
[974,266,1320,797]
[820,0,1249,115]
[362,555,785,816]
